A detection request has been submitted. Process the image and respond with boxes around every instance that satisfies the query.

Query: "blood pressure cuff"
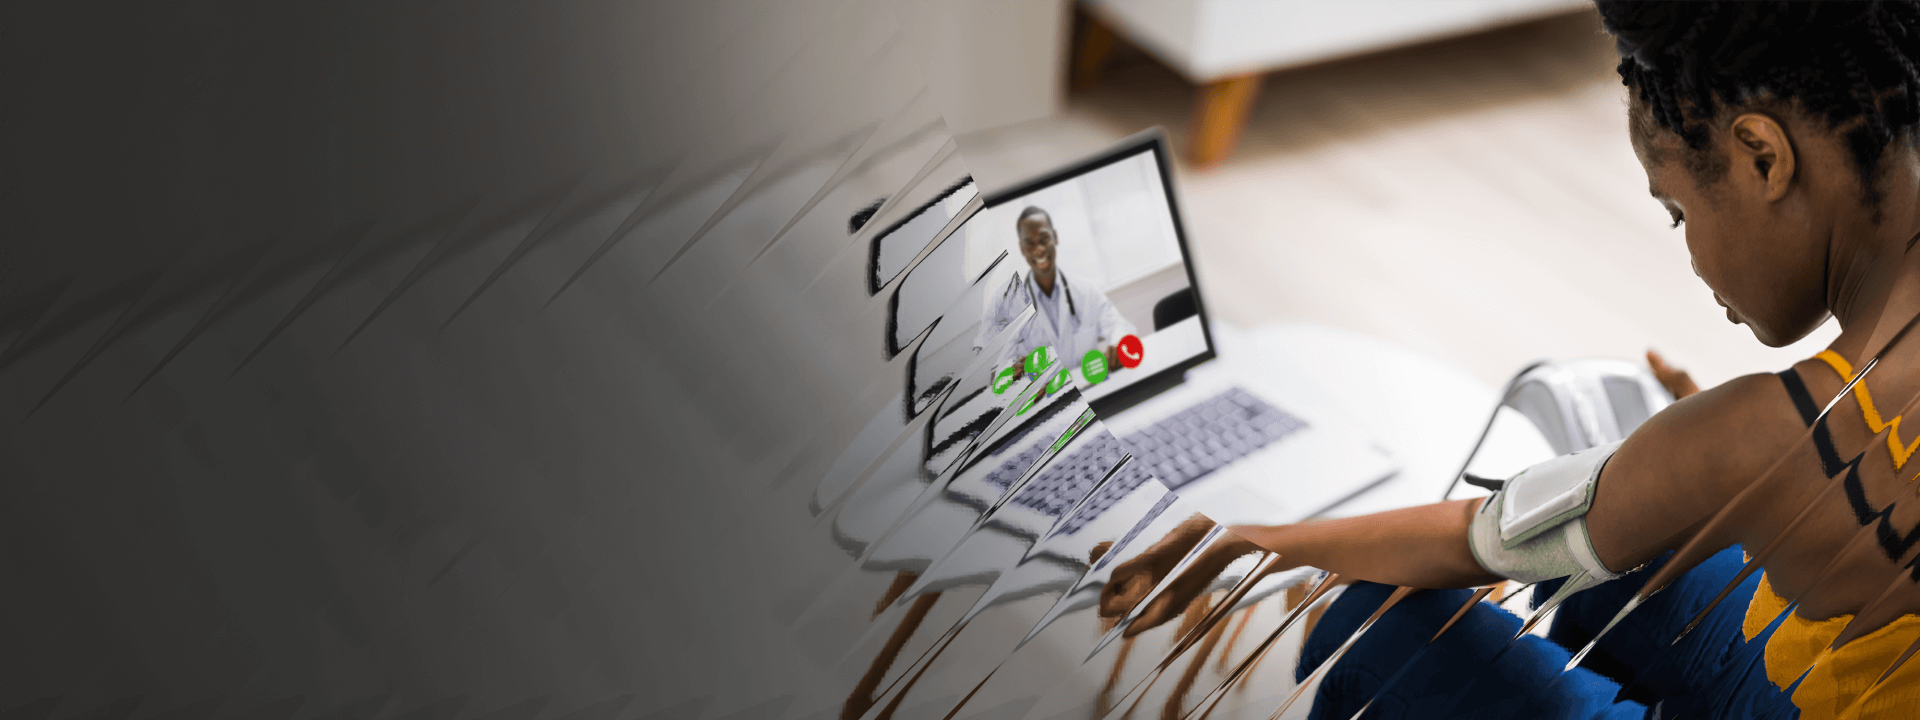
[1467,439,1624,589]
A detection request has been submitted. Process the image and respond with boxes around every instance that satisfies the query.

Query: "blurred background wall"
[902,0,1071,137]
[942,1,1837,392]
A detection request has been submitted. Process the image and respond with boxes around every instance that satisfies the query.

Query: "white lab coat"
[977,269,1136,371]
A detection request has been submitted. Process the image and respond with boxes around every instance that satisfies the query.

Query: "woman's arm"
[1229,498,1503,589]
[1240,371,1788,589]
[1098,360,1794,634]
[1239,364,1782,589]
[1098,500,1500,633]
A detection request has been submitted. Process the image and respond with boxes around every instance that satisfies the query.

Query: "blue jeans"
[1295,547,1799,719]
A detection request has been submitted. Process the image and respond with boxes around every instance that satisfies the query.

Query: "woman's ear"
[1729,113,1796,201]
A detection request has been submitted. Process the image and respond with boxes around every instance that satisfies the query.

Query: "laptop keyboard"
[971,429,1158,536]
[967,387,1307,536]
[980,432,1132,516]
[1120,387,1307,490]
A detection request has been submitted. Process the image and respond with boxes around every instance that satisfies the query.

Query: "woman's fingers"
[1647,348,1701,398]
[1125,591,1181,638]
[1121,565,1212,637]
[1088,541,1114,566]
[1101,517,1234,625]
[1099,563,1157,618]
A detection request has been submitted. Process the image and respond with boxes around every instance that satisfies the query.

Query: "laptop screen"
[973,130,1216,416]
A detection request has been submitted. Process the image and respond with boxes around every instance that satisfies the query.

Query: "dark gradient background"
[3,1,954,716]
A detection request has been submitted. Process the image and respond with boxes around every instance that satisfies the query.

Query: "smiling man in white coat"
[980,206,1137,386]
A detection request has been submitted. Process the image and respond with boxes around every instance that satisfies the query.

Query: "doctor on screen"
[980,206,1136,381]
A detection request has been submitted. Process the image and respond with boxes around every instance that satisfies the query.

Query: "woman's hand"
[1098,520,1208,623]
[1098,518,1270,636]
[1124,536,1274,636]
[1647,349,1701,399]
[1098,551,1175,626]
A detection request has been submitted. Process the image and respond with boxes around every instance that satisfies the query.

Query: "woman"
[1102,2,1920,717]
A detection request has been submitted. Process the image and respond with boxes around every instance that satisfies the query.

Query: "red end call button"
[1115,334,1143,368]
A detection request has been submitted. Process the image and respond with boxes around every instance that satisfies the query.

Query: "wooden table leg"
[1188,73,1263,168]
[1074,10,1118,90]
[844,580,942,720]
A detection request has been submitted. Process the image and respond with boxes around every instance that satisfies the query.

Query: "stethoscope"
[1022,269,1078,327]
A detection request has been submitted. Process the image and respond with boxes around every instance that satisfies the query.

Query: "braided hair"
[1598,1,1920,215]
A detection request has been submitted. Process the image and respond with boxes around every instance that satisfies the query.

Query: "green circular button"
[1025,345,1056,375]
[1015,388,1040,415]
[991,365,1019,394]
[1046,368,1071,394]
[1081,349,1108,385]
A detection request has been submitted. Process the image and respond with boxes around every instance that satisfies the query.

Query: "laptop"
[951,129,1400,529]
[795,129,1397,660]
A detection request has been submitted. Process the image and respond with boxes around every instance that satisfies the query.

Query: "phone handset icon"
[1115,335,1144,368]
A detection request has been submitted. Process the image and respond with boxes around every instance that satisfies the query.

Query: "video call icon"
[1045,366,1071,394]
[1026,345,1056,375]
[991,366,1019,395]
[1015,386,1041,416]
[1004,345,1058,414]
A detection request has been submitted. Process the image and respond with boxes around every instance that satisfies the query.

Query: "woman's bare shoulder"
[1588,369,1811,568]
[1637,370,1803,455]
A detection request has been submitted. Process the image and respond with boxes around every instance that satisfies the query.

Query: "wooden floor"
[956,9,1839,391]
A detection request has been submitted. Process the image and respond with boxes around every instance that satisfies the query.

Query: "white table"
[1198,321,1554,519]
